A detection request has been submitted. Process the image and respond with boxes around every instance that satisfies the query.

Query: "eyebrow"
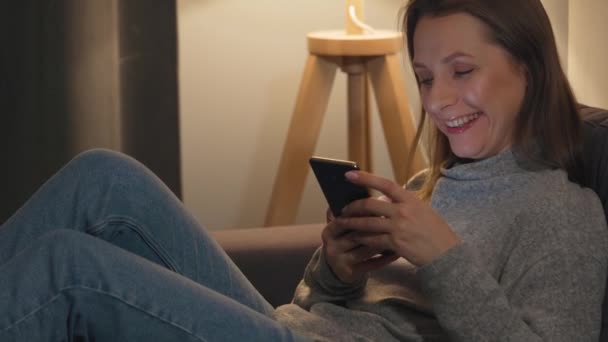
[412,52,474,69]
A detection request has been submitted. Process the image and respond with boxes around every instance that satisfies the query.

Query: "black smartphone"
[309,156,370,217]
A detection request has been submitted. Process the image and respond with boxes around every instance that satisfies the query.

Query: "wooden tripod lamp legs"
[343,57,372,172]
[368,53,426,186]
[264,55,337,227]
[264,53,426,227]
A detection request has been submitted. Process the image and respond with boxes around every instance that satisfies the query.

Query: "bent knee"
[66,149,152,185]
[70,149,138,172]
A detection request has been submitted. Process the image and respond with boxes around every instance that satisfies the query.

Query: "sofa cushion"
[212,224,323,306]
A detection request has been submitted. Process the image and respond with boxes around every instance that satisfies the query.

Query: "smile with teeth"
[446,112,481,128]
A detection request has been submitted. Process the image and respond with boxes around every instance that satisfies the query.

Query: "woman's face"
[412,13,527,160]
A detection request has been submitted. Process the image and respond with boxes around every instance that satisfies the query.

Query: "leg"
[0,230,305,341]
[0,149,271,315]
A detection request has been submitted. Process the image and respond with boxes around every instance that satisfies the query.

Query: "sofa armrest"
[211,224,324,307]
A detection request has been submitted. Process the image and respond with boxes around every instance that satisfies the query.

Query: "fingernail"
[345,171,358,180]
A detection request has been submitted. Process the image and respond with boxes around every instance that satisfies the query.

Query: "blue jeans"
[0,149,308,341]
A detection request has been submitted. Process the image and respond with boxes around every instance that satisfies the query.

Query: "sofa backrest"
[578,105,608,341]
[580,106,608,222]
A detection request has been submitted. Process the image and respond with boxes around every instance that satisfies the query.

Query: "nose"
[424,78,458,114]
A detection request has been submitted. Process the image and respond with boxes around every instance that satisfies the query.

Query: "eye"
[454,68,474,78]
[414,69,433,87]
[419,78,433,86]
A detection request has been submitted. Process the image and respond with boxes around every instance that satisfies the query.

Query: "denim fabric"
[0,149,308,342]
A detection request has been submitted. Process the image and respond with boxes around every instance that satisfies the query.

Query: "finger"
[377,195,392,203]
[323,240,361,263]
[324,220,353,238]
[353,254,400,274]
[345,171,414,203]
[347,244,383,263]
[341,197,395,218]
[350,231,393,251]
[322,225,361,252]
[334,216,393,234]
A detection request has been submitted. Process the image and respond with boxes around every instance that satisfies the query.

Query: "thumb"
[326,207,335,223]
[377,195,392,203]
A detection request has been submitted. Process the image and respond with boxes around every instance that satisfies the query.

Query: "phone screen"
[309,157,370,217]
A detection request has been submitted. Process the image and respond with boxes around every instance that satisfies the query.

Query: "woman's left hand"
[335,170,461,267]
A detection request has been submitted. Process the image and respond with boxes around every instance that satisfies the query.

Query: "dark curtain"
[0,1,181,223]
[118,0,182,193]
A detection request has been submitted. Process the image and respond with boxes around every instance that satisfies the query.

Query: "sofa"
[212,105,608,310]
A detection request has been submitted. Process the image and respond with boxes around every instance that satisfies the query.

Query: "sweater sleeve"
[291,247,368,310]
[417,236,607,341]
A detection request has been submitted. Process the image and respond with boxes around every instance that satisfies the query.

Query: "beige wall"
[568,0,608,109]
[178,0,418,229]
[540,0,608,109]
[177,0,606,230]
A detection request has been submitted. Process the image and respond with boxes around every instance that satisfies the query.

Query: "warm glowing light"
[346,0,365,35]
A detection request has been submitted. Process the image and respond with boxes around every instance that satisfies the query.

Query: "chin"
[449,144,484,160]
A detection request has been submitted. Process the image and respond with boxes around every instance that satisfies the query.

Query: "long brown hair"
[401,0,582,200]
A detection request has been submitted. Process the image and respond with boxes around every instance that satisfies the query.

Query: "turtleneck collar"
[440,149,540,181]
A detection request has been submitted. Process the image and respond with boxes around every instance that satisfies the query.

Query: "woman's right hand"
[322,207,399,284]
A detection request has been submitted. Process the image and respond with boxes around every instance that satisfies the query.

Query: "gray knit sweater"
[274,150,608,341]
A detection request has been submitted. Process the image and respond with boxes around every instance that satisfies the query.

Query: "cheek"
[420,89,431,111]
[463,72,525,120]
[462,77,492,110]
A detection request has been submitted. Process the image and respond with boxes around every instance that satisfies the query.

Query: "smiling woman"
[0,0,605,341]
[412,13,527,160]
[404,0,582,201]
[277,0,607,340]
